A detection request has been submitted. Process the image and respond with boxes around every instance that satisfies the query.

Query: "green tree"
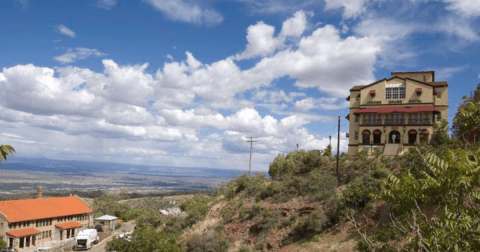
[106,226,182,252]
[378,149,480,251]
[0,145,15,162]
[454,102,480,143]
[324,144,332,157]
[0,239,6,249]
[452,83,480,140]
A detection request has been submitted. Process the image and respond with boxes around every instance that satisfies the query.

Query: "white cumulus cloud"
[56,25,76,38]
[97,0,117,10]
[54,48,106,63]
[144,0,223,26]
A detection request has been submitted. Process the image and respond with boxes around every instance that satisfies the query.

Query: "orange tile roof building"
[346,71,448,156]
[0,187,93,251]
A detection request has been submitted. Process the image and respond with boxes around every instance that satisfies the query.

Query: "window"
[355,115,359,122]
[437,113,441,122]
[437,91,442,98]
[354,131,359,140]
[355,95,360,101]
[386,86,405,99]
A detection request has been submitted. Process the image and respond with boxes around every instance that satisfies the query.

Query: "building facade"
[94,215,118,232]
[0,190,93,251]
[347,71,448,155]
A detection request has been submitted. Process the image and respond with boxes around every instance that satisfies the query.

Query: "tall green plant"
[378,149,480,251]
[0,145,15,162]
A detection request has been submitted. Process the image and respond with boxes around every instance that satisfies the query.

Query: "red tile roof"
[7,228,41,238]
[56,221,83,230]
[0,196,92,222]
[354,106,440,114]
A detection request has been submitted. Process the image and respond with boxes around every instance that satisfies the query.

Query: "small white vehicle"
[75,229,99,250]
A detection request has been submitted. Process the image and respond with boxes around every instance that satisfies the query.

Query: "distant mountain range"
[1,157,262,179]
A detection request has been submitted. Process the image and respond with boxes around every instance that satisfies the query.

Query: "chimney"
[37,186,43,198]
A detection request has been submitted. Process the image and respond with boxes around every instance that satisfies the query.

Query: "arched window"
[362,130,371,144]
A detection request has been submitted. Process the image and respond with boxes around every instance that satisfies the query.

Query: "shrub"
[0,239,6,249]
[341,174,380,210]
[269,150,332,180]
[180,194,211,228]
[280,212,298,229]
[185,232,229,252]
[95,224,104,232]
[282,208,329,245]
[237,244,253,252]
[239,205,266,221]
[221,208,236,224]
[216,173,268,199]
[163,217,183,233]
[249,209,280,235]
[107,225,182,252]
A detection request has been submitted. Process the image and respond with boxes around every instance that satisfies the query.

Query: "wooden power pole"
[246,137,257,175]
[336,116,341,183]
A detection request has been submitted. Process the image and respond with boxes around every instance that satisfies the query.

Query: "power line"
[246,137,257,175]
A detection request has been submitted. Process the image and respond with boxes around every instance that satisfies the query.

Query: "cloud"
[294,97,347,111]
[144,0,223,26]
[234,0,319,14]
[18,0,29,9]
[54,48,106,63]
[280,10,310,37]
[324,0,371,18]
[235,22,284,59]
[97,0,117,10]
[56,25,76,38]
[443,0,480,17]
[436,66,466,80]
[236,10,310,59]
[0,12,376,170]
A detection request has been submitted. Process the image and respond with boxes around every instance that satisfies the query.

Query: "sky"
[0,0,480,172]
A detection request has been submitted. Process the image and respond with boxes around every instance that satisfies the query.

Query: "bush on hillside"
[249,209,280,236]
[269,150,332,180]
[215,173,268,200]
[185,231,229,252]
[107,225,182,252]
[261,170,337,203]
[282,208,329,245]
[93,196,130,220]
[124,208,163,228]
[341,174,380,210]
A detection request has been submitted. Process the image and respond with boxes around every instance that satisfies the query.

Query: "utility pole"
[246,137,257,175]
[336,116,340,183]
[296,143,299,151]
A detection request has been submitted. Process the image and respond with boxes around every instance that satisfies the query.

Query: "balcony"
[408,119,432,125]
[384,119,405,125]
[359,118,433,126]
[361,119,383,126]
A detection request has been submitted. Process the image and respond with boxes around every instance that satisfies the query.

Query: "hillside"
[103,118,480,251]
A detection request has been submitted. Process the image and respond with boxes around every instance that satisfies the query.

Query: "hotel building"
[347,71,448,155]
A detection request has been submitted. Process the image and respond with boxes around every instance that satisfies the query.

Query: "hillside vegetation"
[103,89,480,251]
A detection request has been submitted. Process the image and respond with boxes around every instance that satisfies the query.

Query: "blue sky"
[0,0,479,171]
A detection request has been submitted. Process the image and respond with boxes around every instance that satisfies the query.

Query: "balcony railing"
[407,119,432,125]
[385,119,405,125]
[359,118,433,126]
[361,119,383,125]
